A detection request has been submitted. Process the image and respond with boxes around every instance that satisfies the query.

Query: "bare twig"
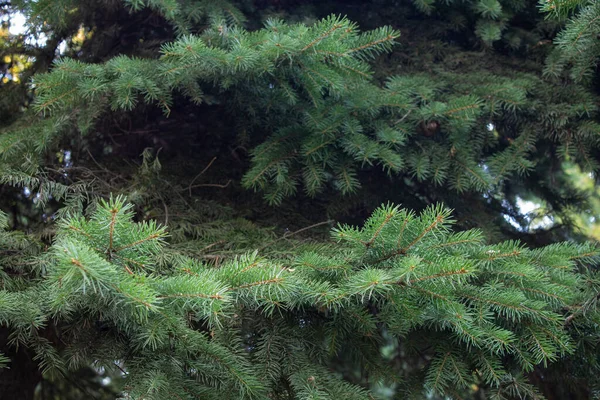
[565,292,600,326]
[157,193,169,225]
[86,149,118,177]
[394,108,412,125]
[187,157,217,196]
[113,361,128,376]
[187,179,232,191]
[200,240,226,253]
[259,220,333,251]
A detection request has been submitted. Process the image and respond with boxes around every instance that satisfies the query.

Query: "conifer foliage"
[4,0,600,398]
[1,0,599,215]
[2,198,599,398]
[15,3,599,204]
[544,0,600,83]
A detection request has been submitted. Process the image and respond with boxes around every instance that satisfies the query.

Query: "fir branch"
[229,278,284,291]
[114,233,164,252]
[302,23,346,52]
[402,213,445,253]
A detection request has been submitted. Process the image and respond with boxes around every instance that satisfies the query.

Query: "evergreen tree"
[3,197,600,399]
[1,0,600,398]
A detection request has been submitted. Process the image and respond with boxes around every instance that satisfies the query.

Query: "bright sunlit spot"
[57,40,67,54]
[8,13,27,35]
[503,196,554,231]
[515,197,537,214]
[6,12,51,48]
[503,214,521,230]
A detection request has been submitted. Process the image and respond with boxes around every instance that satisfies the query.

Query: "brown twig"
[187,157,217,196]
[157,193,169,225]
[565,292,600,326]
[187,180,232,191]
[259,220,333,251]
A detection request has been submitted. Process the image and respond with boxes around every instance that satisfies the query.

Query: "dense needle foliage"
[5,198,600,399]
[2,0,600,399]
